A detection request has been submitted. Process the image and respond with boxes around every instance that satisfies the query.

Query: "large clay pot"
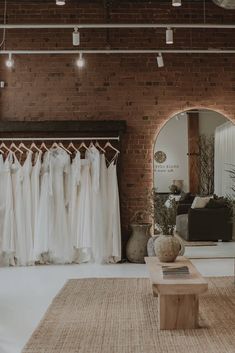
[126,223,151,263]
[154,234,182,262]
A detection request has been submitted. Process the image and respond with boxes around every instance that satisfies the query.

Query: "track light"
[76,53,85,68]
[166,27,173,44]
[172,0,182,6]
[6,53,14,68]
[73,26,80,46]
[56,0,65,5]
[157,53,164,68]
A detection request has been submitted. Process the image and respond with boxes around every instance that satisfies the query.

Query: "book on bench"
[162,265,190,279]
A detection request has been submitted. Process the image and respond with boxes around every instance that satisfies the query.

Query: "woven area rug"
[22,277,235,353]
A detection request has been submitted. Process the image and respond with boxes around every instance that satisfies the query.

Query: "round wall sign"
[154,151,167,163]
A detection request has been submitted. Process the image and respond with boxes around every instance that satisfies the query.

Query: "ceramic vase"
[126,223,151,263]
[154,234,183,262]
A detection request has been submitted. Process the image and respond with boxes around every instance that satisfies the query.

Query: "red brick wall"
[0,0,235,236]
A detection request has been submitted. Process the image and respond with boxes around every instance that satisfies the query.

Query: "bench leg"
[159,294,199,330]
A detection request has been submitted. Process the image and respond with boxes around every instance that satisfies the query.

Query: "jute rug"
[22,277,235,353]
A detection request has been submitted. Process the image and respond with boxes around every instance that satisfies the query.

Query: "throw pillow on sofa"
[191,196,212,209]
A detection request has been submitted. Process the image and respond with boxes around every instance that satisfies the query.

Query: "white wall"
[154,115,189,193]
[199,111,226,136]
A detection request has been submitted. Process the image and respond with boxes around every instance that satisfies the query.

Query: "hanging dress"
[2,152,16,266]
[31,151,42,245]
[33,151,51,262]
[74,157,92,263]
[106,159,122,263]
[68,151,81,261]
[22,151,33,265]
[49,147,72,264]
[11,152,25,266]
[86,145,101,262]
[0,155,6,265]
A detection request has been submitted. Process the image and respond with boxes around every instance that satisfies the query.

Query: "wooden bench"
[145,256,208,330]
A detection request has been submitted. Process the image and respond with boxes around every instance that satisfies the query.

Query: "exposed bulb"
[56,0,65,5]
[76,53,85,68]
[6,53,14,68]
[172,0,182,6]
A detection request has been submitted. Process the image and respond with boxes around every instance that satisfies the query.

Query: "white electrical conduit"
[0,49,235,54]
[0,23,235,29]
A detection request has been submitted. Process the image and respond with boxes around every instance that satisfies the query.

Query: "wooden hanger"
[68,142,78,152]
[78,142,89,151]
[9,142,24,154]
[95,141,106,153]
[0,142,11,154]
[104,141,120,154]
[40,142,49,152]
[30,142,41,153]
[19,142,32,153]
[58,142,72,155]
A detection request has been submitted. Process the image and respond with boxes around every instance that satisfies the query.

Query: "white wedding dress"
[49,147,72,264]
[107,160,121,263]
[33,151,51,262]
[31,151,42,245]
[2,152,16,266]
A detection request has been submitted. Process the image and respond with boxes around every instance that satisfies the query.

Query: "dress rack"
[0,137,120,141]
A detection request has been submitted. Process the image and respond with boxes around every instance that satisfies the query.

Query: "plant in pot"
[126,210,152,264]
[148,189,184,262]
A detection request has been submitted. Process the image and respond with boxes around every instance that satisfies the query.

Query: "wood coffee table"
[145,256,208,330]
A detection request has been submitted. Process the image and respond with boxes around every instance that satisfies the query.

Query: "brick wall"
[0,0,235,237]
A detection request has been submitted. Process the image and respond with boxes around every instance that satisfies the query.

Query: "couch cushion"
[191,196,212,209]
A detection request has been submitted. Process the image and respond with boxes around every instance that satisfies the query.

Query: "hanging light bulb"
[76,53,85,68]
[56,0,65,5]
[73,26,80,46]
[166,27,173,44]
[172,0,182,6]
[6,53,14,68]
[156,53,164,68]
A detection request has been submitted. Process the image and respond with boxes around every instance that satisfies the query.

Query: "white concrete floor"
[0,259,234,353]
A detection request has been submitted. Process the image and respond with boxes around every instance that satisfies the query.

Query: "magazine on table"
[162,265,190,279]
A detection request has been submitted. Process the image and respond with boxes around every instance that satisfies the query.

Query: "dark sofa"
[176,195,233,242]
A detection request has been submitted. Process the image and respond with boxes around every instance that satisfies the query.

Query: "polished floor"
[0,259,234,353]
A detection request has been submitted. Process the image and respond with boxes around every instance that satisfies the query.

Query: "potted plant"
[126,210,152,264]
[148,189,184,262]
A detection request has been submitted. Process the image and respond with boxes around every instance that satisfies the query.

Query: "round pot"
[154,234,182,262]
[126,223,151,263]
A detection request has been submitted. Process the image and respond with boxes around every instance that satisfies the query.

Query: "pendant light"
[166,27,173,44]
[172,0,182,6]
[6,53,14,68]
[76,53,85,68]
[157,53,164,68]
[56,0,65,5]
[73,27,80,46]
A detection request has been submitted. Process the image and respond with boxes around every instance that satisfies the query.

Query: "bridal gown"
[49,147,72,264]
[33,151,51,262]
[0,155,6,264]
[31,151,42,243]
[22,151,33,265]
[107,160,121,263]
[73,158,92,263]
[86,146,101,262]
[2,152,16,266]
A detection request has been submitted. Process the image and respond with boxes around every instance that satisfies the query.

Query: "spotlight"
[76,53,85,68]
[73,26,80,46]
[172,0,182,6]
[6,53,14,68]
[166,27,173,44]
[56,0,65,5]
[157,53,164,68]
